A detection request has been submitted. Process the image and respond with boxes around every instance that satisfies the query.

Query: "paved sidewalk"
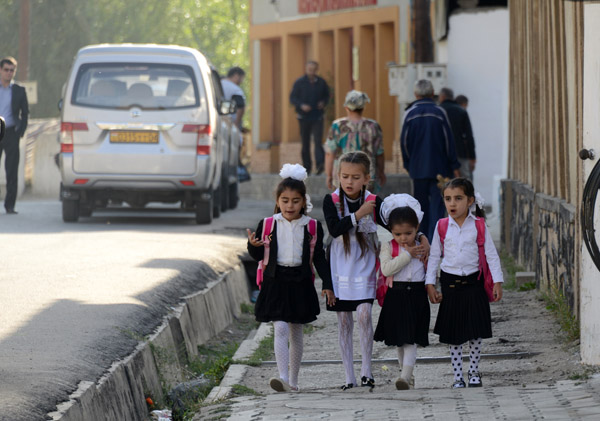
[200,282,599,420]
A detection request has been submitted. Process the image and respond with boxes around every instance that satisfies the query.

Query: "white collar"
[448,212,477,228]
[273,213,311,226]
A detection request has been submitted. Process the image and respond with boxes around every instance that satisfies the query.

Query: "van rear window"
[71,63,200,110]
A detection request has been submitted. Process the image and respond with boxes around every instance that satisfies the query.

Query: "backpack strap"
[390,239,400,258]
[366,193,377,221]
[261,217,275,266]
[437,217,449,256]
[308,218,318,281]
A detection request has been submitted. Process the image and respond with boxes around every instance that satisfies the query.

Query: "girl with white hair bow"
[247,163,332,392]
[373,194,431,390]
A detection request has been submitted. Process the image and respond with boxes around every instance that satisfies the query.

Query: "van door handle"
[580,149,596,160]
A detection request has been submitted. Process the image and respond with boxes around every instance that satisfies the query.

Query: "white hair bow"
[470,192,485,213]
[380,193,424,224]
[279,163,308,181]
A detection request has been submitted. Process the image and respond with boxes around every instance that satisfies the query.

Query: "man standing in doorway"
[290,61,330,175]
[439,87,476,181]
[0,57,28,214]
[400,79,460,240]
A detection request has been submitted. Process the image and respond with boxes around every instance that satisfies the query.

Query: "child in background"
[247,164,332,392]
[374,194,430,390]
[426,178,503,388]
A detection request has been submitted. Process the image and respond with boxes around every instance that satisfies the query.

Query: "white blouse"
[379,240,426,283]
[274,213,310,267]
[425,213,504,285]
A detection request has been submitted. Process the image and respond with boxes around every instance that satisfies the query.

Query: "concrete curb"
[205,323,273,403]
[47,263,250,421]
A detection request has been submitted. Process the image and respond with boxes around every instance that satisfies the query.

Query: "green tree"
[0,0,249,118]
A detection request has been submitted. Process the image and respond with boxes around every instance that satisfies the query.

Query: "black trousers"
[0,127,20,211]
[299,118,324,173]
[413,178,445,241]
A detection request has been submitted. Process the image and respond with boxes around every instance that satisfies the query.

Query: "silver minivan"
[59,44,239,223]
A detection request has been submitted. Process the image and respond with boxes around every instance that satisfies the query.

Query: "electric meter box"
[388,63,447,102]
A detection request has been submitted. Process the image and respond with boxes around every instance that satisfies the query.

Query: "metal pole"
[260,351,541,366]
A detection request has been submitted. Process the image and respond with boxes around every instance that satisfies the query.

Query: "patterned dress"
[325,117,384,192]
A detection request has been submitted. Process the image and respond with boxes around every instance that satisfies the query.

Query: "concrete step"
[240,174,413,206]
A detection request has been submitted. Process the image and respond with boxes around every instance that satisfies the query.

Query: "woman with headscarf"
[324,90,386,192]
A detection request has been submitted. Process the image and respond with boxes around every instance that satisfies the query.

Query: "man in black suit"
[0,56,28,214]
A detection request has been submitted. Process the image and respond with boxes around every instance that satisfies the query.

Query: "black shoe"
[6,209,18,214]
[361,376,375,388]
[341,383,355,391]
[468,371,482,387]
[452,379,466,389]
[316,166,324,175]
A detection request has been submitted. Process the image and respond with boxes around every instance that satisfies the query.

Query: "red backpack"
[437,217,494,302]
[255,217,318,289]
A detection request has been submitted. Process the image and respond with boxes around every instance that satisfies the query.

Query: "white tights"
[396,343,417,368]
[337,303,374,385]
[273,321,304,388]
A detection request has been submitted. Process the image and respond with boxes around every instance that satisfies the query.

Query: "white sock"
[468,338,482,379]
[288,323,304,388]
[403,343,417,368]
[356,303,374,379]
[273,321,290,383]
[450,344,464,382]
[337,311,356,385]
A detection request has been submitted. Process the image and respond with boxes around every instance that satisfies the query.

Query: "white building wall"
[446,8,509,211]
[581,3,600,365]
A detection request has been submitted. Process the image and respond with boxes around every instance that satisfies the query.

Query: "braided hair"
[442,177,486,219]
[338,151,372,257]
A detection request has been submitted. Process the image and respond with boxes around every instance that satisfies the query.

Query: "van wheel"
[228,181,239,209]
[220,170,230,212]
[213,187,221,218]
[63,199,80,222]
[195,197,213,224]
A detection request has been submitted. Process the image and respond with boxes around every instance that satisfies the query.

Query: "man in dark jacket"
[289,61,330,174]
[439,87,476,181]
[0,56,28,214]
[400,79,460,240]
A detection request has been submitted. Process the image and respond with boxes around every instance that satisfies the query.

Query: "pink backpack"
[375,240,400,306]
[437,217,494,302]
[256,217,318,289]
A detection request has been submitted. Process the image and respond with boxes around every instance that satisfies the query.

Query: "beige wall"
[250,4,401,172]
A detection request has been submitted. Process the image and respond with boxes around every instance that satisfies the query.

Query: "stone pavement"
[201,283,599,420]
[199,211,598,420]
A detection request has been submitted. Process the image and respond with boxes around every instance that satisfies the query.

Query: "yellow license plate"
[109,131,159,144]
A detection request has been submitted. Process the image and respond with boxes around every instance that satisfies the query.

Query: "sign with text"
[298,0,378,14]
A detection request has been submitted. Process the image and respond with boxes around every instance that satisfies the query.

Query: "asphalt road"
[0,197,276,421]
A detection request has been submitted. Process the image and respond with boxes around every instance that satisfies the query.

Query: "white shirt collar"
[273,213,311,226]
[448,211,477,228]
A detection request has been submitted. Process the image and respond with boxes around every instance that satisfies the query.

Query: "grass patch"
[188,342,239,384]
[540,285,580,343]
[519,281,536,291]
[240,302,254,314]
[568,366,600,381]
[242,331,274,367]
[499,249,525,290]
[231,384,261,397]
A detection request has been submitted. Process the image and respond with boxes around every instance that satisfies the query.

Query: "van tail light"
[182,124,212,155]
[60,122,88,151]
